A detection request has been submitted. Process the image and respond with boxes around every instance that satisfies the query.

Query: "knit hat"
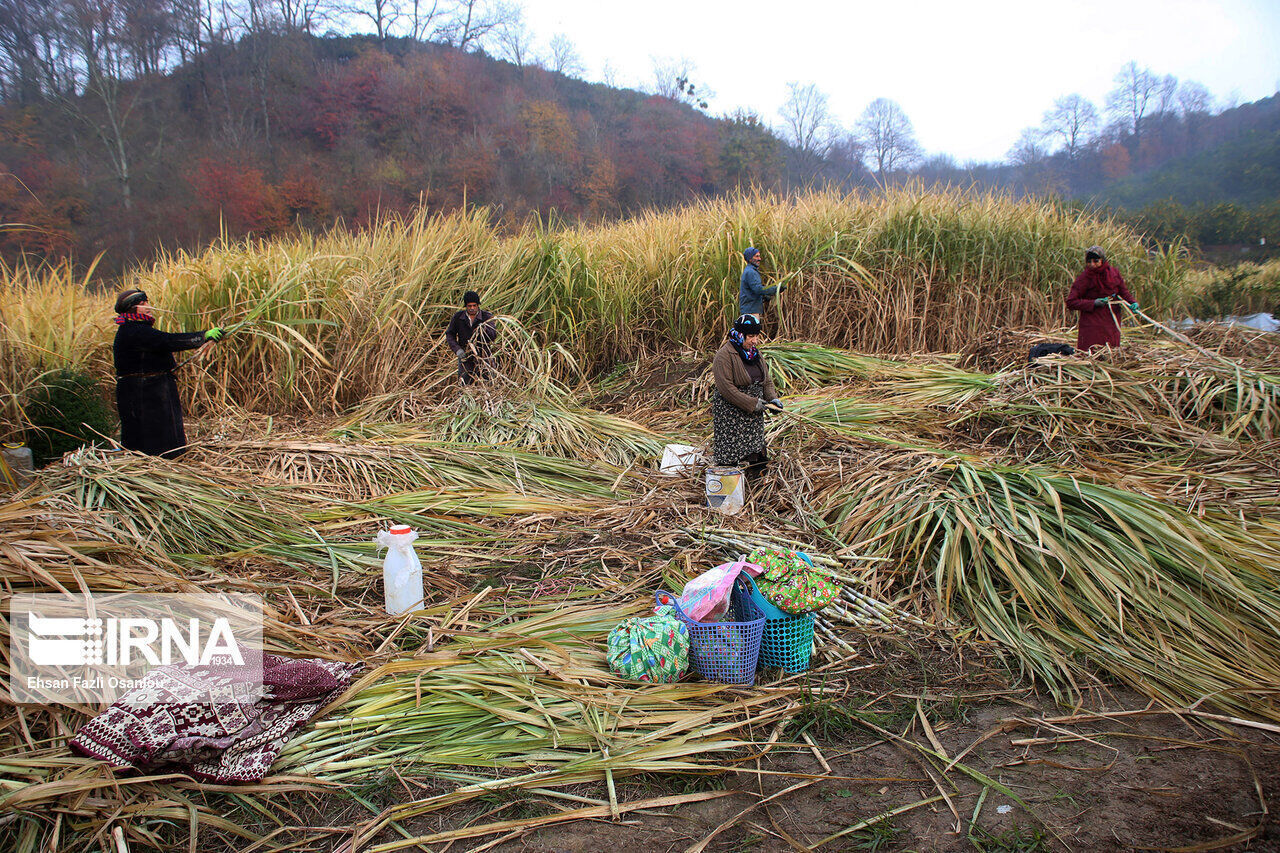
[743,247,760,262]
[462,290,480,306]
[1085,246,1106,262]
[733,314,762,335]
[115,289,147,313]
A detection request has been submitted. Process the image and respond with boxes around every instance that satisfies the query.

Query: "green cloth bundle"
[607,605,690,683]
[748,547,839,614]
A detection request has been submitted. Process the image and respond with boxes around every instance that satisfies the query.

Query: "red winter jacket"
[1065,263,1135,351]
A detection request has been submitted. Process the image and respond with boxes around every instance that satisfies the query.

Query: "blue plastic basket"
[738,574,816,673]
[655,585,765,684]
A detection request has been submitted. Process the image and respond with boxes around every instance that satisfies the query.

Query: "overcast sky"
[516,0,1280,164]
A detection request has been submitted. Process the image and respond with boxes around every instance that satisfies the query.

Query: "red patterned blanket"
[70,652,361,782]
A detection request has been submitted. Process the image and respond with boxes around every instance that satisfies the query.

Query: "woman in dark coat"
[1065,246,1138,351]
[711,314,783,479]
[112,289,223,458]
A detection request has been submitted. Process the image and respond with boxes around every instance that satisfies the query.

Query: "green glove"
[1093,297,1110,307]
[204,326,224,341]
[1128,302,1139,311]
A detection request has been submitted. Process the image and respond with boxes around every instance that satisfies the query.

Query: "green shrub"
[24,369,115,466]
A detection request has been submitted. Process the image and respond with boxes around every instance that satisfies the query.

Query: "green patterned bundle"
[748,547,839,614]
[607,605,690,683]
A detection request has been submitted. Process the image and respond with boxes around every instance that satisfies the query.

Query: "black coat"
[113,320,208,458]
[444,309,497,355]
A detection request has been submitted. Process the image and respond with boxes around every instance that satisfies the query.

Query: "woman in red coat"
[1066,246,1138,351]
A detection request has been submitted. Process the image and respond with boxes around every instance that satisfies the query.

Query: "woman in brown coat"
[711,314,783,479]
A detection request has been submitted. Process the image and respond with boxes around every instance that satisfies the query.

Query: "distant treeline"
[1119,199,1280,253]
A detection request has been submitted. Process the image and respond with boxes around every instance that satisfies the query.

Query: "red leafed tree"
[277,168,332,227]
[189,159,287,237]
[310,78,358,148]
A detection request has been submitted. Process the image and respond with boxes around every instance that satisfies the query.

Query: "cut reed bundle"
[340,390,669,468]
[812,449,1280,722]
[200,439,629,500]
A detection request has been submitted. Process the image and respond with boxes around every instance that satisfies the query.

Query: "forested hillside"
[0,32,814,273]
[0,7,1274,274]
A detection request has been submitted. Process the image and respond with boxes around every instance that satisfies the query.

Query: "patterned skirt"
[712,382,766,466]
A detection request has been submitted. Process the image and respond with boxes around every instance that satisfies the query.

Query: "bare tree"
[824,132,866,184]
[1007,128,1047,167]
[438,0,511,51]
[55,0,162,252]
[1154,73,1179,116]
[854,97,921,175]
[546,33,582,77]
[490,3,531,64]
[1178,80,1214,147]
[1177,80,1214,116]
[1007,128,1057,193]
[0,0,72,102]
[778,81,837,180]
[344,0,402,42]
[271,0,336,33]
[1106,61,1160,145]
[650,56,710,109]
[115,0,175,77]
[1040,93,1098,159]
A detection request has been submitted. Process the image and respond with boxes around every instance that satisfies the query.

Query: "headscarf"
[728,328,759,363]
[729,313,761,362]
[113,289,153,325]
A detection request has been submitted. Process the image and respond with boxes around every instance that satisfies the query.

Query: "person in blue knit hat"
[738,247,781,322]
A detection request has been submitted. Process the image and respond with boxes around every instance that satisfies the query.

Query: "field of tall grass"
[8,188,1280,852]
[1177,258,1280,319]
[0,186,1189,436]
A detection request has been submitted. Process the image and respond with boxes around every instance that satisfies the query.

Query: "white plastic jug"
[374,525,424,616]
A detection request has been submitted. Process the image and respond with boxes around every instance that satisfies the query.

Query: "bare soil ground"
[270,637,1279,853]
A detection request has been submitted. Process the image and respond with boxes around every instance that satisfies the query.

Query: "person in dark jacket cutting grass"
[112,289,223,458]
[444,290,498,386]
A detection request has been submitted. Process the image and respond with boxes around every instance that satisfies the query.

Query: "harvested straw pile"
[4,192,1279,850]
[6,324,1280,847]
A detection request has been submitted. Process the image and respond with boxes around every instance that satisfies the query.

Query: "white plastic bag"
[374,525,424,616]
[660,444,703,475]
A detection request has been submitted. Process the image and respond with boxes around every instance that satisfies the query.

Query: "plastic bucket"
[0,443,33,489]
[706,466,745,515]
